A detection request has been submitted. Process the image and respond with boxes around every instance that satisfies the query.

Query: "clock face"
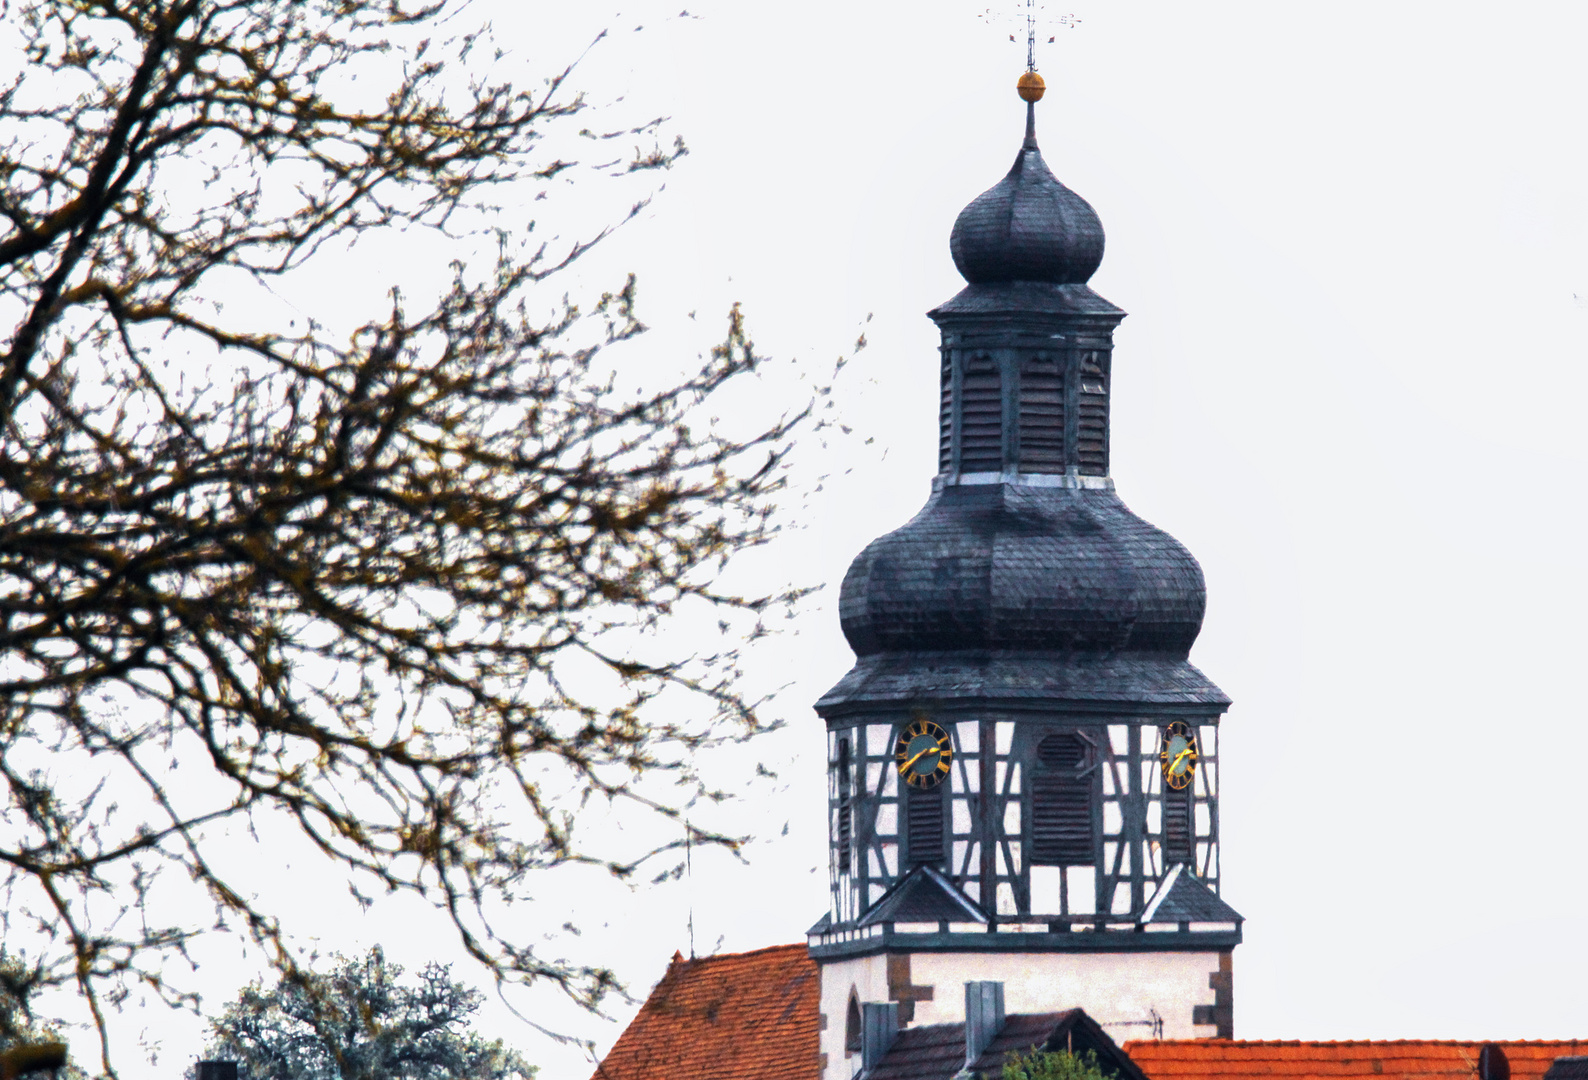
[1159,721,1199,791]
[894,718,953,789]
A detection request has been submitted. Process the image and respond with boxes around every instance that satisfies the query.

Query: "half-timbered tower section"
[810,79,1242,1079]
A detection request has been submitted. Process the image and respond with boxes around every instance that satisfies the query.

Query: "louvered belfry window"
[1163,784,1193,868]
[938,348,953,472]
[958,353,1003,473]
[836,738,852,874]
[906,786,944,866]
[1018,353,1064,473]
[1076,350,1108,476]
[1030,733,1093,866]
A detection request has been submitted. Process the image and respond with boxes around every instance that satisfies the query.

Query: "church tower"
[809,71,1241,1075]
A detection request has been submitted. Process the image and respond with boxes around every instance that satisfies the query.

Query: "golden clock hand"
[899,746,935,773]
[1169,748,1194,773]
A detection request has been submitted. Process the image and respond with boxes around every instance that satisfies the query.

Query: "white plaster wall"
[910,950,1222,1040]
[816,947,1224,1075]
[816,953,890,1080]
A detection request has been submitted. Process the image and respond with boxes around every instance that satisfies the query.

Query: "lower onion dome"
[838,483,1205,658]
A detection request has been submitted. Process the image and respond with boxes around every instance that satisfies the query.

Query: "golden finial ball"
[1017,71,1046,102]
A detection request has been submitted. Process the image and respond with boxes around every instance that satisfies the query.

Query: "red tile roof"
[1123,1040,1588,1080]
[591,944,819,1080]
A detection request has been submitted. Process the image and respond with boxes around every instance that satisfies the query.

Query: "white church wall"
[910,949,1223,1038]
[816,947,1224,1074]
[915,948,1223,1039]
[815,952,891,1079]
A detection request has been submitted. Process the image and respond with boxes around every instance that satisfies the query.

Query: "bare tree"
[0,1,815,1072]
[0,954,80,1080]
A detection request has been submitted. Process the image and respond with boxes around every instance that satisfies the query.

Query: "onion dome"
[822,73,1220,716]
[949,103,1104,285]
[837,484,1206,659]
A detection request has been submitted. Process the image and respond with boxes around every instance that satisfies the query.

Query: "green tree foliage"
[201,948,532,1080]
[1003,1048,1114,1080]
[0,0,816,1070]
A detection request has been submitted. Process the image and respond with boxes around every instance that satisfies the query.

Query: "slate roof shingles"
[1145,870,1244,924]
[865,1022,968,1080]
[857,866,988,927]
[866,1008,1152,1080]
[1544,1059,1588,1080]
[948,135,1105,286]
[817,650,1228,711]
[838,485,1208,656]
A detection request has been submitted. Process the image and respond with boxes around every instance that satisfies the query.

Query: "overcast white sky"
[472,2,1588,1074]
[51,3,1588,1078]
[529,0,1588,1070]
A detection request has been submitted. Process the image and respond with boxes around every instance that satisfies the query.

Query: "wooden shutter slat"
[1031,734,1092,866]
[1020,357,1065,473]
[959,360,1003,472]
[837,737,852,874]
[907,787,944,865]
[1163,787,1193,866]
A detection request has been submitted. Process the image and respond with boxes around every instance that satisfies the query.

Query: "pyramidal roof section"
[1140,863,1244,925]
[857,864,989,927]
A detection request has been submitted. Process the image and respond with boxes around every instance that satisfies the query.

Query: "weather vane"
[978,2,1081,73]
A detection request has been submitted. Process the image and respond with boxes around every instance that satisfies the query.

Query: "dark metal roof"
[949,121,1105,286]
[838,484,1207,659]
[1142,866,1244,925]
[929,280,1124,322]
[865,1018,963,1080]
[807,924,1241,961]
[866,1008,1152,1080]
[856,865,988,927]
[818,649,1228,712]
[819,104,1230,723]
[1543,1058,1588,1080]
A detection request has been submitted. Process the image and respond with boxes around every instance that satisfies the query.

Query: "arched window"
[1030,733,1093,866]
[845,991,863,1053]
[836,737,852,875]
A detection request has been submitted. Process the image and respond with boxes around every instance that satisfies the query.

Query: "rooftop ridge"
[665,941,806,965]
[1126,1039,1588,1048]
